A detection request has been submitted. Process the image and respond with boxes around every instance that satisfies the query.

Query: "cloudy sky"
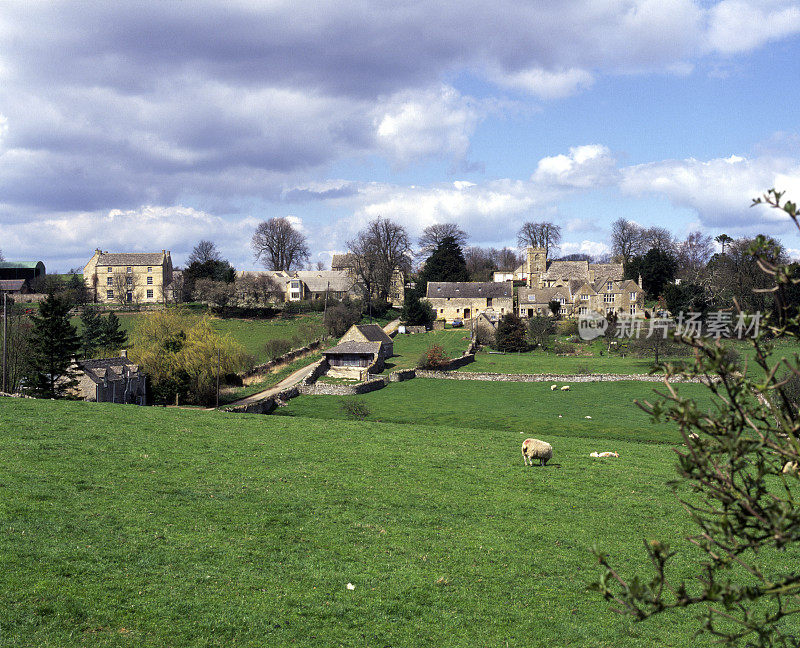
[1,1,800,272]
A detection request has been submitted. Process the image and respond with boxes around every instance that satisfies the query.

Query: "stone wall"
[242,340,322,379]
[444,352,475,370]
[388,369,416,382]
[299,375,389,396]
[302,359,329,384]
[414,370,707,383]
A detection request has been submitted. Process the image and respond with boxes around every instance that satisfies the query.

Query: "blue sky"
[1,1,799,272]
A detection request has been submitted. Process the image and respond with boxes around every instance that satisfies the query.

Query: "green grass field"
[1,396,770,647]
[383,330,472,372]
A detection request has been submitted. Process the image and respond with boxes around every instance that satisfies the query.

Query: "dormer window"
[127,267,133,273]
[607,281,613,291]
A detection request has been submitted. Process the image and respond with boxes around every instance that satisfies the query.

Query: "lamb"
[522,438,553,466]
[550,384,558,391]
[560,385,571,391]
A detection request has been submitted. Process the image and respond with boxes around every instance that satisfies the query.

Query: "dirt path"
[220,361,320,409]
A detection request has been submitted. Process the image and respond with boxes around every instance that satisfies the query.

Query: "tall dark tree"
[252,217,310,271]
[187,240,221,265]
[400,290,435,328]
[494,312,529,352]
[517,221,562,258]
[625,248,678,298]
[416,235,469,297]
[80,307,104,358]
[99,312,128,354]
[418,223,468,254]
[27,293,81,398]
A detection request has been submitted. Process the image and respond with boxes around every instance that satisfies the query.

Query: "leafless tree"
[252,217,310,271]
[347,218,411,304]
[195,278,236,316]
[676,232,713,281]
[610,217,645,264]
[237,272,283,306]
[187,240,221,265]
[641,226,677,255]
[517,221,562,258]
[418,223,468,254]
[315,260,326,271]
[112,272,138,307]
[0,248,4,261]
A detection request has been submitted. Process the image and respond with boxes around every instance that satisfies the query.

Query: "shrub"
[574,362,592,375]
[263,338,293,361]
[528,315,556,350]
[495,312,529,352]
[324,300,362,338]
[340,397,370,420]
[418,344,451,369]
[556,319,579,337]
[553,340,576,355]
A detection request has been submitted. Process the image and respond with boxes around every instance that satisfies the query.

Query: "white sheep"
[522,438,553,467]
[550,384,558,391]
[590,451,619,458]
[560,385,571,391]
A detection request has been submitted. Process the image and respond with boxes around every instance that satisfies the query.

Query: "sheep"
[522,438,553,467]
[782,461,798,475]
[560,385,571,391]
[550,384,558,391]
[590,451,619,458]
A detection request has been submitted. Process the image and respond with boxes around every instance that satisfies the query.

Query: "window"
[579,306,588,315]
[107,266,112,273]
[527,294,535,302]
[630,291,637,300]
[126,267,132,273]
[147,276,153,285]
[607,281,613,291]
[147,266,152,273]
[630,304,637,315]
[125,276,132,286]
[604,293,614,303]
[106,277,113,286]
[106,290,113,299]
[559,297,566,305]
[487,297,493,306]
[146,289,154,299]
[581,293,589,301]
[439,309,444,313]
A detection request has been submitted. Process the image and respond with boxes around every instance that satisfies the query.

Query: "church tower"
[526,247,547,288]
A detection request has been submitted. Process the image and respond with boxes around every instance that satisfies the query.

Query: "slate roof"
[331,253,356,270]
[97,252,167,266]
[295,271,354,293]
[541,260,589,281]
[0,279,28,291]
[354,323,393,344]
[518,286,572,304]
[323,341,381,356]
[75,357,141,384]
[426,282,513,299]
[591,263,624,281]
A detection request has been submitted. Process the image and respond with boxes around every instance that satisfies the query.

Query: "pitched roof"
[331,253,356,270]
[591,263,624,281]
[542,260,589,281]
[323,341,381,356]
[0,279,27,291]
[97,252,167,266]
[75,357,142,384]
[294,271,355,293]
[426,282,513,299]
[518,286,572,304]
[354,323,393,343]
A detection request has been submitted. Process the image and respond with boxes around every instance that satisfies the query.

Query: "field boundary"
[414,370,707,383]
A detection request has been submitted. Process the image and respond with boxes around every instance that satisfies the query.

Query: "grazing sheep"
[585,416,592,419]
[782,461,798,475]
[560,385,571,391]
[590,451,619,458]
[550,384,558,391]
[522,438,553,466]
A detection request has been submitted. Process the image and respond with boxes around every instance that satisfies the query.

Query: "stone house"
[83,249,173,304]
[72,352,146,404]
[339,323,394,359]
[425,281,513,323]
[331,253,405,306]
[322,341,384,379]
[492,263,528,283]
[241,270,358,302]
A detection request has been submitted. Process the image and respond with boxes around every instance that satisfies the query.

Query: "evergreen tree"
[417,235,469,297]
[494,312,529,352]
[80,307,104,358]
[100,312,128,354]
[27,293,81,398]
[400,290,435,328]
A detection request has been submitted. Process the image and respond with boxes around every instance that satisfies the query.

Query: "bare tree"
[641,226,677,254]
[0,248,4,261]
[677,232,713,281]
[347,218,411,304]
[252,217,310,271]
[418,223,468,254]
[237,272,283,306]
[187,240,221,265]
[315,260,326,271]
[517,221,562,258]
[610,217,645,264]
[112,272,138,306]
[195,278,236,316]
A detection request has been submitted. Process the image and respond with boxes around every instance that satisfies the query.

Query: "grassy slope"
[0,397,742,647]
[383,330,472,372]
[277,378,716,444]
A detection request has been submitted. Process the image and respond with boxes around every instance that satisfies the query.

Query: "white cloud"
[374,86,482,166]
[0,114,7,148]
[490,67,594,99]
[533,145,618,188]
[706,1,800,54]
[559,240,611,257]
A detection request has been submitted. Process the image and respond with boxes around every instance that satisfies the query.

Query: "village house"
[71,352,147,404]
[331,253,406,306]
[83,250,174,304]
[492,263,528,283]
[239,270,358,303]
[425,281,514,323]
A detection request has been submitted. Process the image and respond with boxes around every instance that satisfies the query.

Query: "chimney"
[120,349,128,358]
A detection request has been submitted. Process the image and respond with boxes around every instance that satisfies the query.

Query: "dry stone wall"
[414,370,706,383]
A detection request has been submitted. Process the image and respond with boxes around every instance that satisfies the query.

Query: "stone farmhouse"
[240,270,358,303]
[425,281,514,323]
[331,253,405,306]
[83,250,174,304]
[72,352,146,404]
[321,323,394,380]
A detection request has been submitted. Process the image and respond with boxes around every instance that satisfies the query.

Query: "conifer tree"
[99,312,128,354]
[27,293,81,398]
[80,307,103,358]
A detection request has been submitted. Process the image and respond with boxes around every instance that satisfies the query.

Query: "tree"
[111,271,138,306]
[494,312,529,352]
[400,290,435,328]
[416,235,469,297]
[527,315,556,350]
[548,300,562,319]
[183,258,236,299]
[252,217,310,271]
[26,292,81,398]
[640,226,676,255]
[323,299,362,338]
[677,232,714,282]
[626,248,678,298]
[236,272,282,307]
[662,282,710,318]
[611,217,645,264]
[187,240,221,266]
[418,223,468,254]
[591,190,800,647]
[195,278,236,316]
[99,312,128,354]
[80,307,104,358]
[714,233,733,255]
[2,301,32,393]
[517,221,562,258]
[347,218,411,305]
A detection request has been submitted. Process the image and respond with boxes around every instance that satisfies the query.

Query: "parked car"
[451,318,463,327]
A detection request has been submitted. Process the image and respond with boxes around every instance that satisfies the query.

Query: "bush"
[495,312,529,352]
[574,362,592,374]
[553,340,576,355]
[263,338,293,361]
[340,397,370,420]
[556,319,579,337]
[324,300,362,338]
[528,315,556,350]
[418,344,451,369]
